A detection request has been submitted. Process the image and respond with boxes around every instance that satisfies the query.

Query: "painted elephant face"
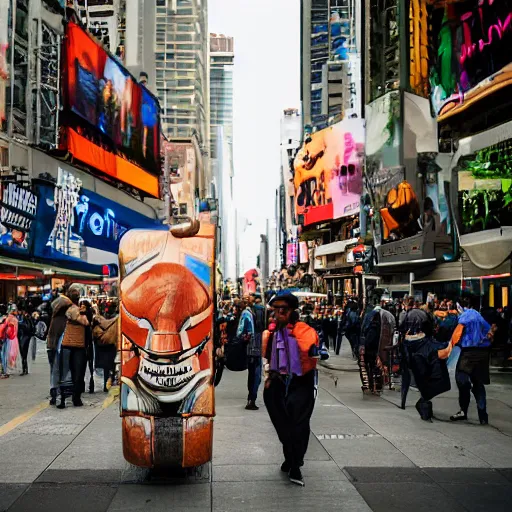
[121,262,213,402]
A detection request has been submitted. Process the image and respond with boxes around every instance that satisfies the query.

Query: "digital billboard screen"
[294,119,364,227]
[64,22,160,176]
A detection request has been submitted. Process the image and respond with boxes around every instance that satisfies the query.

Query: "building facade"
[0,1,163,302]
[122,0,211,210]
[278,108,302,267]
[209,33,234,166]
[153,0,209,149]
[301,0,361,133]
[209,33,235,281]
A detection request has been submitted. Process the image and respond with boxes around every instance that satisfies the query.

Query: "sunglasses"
[274,306,292,313]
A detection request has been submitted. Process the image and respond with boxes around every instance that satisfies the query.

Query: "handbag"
[93,318,118,346]
[61,321,86,348]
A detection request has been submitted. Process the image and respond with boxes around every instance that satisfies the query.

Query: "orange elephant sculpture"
[118,222,216,468]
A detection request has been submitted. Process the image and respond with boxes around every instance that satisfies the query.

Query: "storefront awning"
[315,238,359,257]
[412,261,463,284]
[0,255,103,278]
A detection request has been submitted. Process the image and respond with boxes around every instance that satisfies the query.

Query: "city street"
[1,342,511,511]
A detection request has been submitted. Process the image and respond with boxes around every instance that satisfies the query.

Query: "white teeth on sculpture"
[139,357,196,390]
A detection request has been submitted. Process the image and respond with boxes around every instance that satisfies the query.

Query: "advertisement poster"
[294,118,364,226]
[65,22,160,174]
[119,225,215,468]
[32,169,162,268]
[0,181,38,254]
[286,241,298,266]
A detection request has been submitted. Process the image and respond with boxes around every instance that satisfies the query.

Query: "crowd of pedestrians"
[0,285,119,409]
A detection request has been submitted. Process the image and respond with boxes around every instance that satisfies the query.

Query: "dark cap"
[268,291,299,310]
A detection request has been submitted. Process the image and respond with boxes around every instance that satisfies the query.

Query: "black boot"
[245,400,259,410]
[56,393,66,409]
[89,375,95,394]
[72,393,84,407]
[415,399,433,421]
[478,408,488,425]
[49,388,57,406]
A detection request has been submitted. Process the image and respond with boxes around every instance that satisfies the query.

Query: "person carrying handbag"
[56,285,89,409]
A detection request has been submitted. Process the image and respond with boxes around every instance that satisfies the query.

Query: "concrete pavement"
[1,341,512,511]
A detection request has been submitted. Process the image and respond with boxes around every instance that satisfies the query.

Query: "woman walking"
[0,305,19,378]
[17,304,35,376]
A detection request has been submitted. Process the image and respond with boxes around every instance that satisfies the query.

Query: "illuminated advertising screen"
[31,170,163,272]
[294,119,364,227]
[430,0,512,118]
[63,22,160,194]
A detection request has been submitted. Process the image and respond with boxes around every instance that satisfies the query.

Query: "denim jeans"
[456,369,487,415]
[247,356,262,402]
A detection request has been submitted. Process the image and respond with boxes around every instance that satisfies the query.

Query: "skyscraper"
[154,0,209,151]
[210,33,235,280]
[124,0,211,203]
[301,0,361,132]
[209,33,234,165]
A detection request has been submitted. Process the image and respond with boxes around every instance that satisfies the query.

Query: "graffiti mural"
[294,118,364,227]
[119,223,215,468]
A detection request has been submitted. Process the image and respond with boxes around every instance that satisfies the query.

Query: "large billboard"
[430,0,512,119]
[32,169,162,270]
[63,22,160,195]
[294,119,364,226]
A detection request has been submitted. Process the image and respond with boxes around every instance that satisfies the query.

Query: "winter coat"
[404,335,450,401]
[47,296,72,350]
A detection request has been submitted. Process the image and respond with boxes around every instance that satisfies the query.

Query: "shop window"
[502,287,509,308]
[489,283,495,308]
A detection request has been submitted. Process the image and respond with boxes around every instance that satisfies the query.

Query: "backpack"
[35,321,47,340]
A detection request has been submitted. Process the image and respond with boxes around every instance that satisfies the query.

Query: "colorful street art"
[119,222,216,468]
[294,118,364,226]
[429,0,512,119]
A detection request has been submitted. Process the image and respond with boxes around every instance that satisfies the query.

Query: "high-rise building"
[154,0,209,148]
[124,0,211,203]
[209,33,235,280]
[278,108,302,265]
[301,0,361,132]
[209,34,234,165]
[75,0,125,59]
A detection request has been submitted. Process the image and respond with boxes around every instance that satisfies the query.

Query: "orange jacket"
[262,321,319,375]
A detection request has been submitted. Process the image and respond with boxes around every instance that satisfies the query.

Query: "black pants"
[359,348,382,393]
[69,348,87,400]
[19,337,31,374]
[247,356,262,402]
[264,371,316,469]
[47,349,57,400]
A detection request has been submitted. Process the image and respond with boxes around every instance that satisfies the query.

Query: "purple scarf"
[270,327,302,377]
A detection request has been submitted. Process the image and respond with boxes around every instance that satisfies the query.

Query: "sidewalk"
[319,339,360,372]
[1,348,512,511]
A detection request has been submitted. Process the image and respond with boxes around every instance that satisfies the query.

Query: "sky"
[209,0,300,271]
